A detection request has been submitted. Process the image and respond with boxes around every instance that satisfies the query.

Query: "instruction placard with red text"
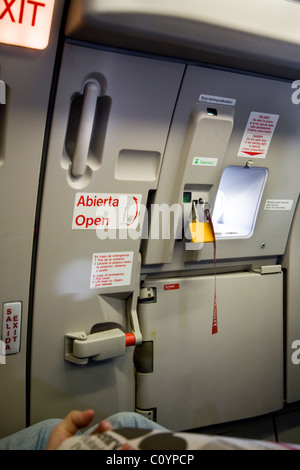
[90,252,133,289]
[238,112,279,158]
[72,193,142,230]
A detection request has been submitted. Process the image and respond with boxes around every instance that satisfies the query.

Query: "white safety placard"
[264,199,293,211]
[238,112,279,158]
[72,193,142,230]
[199,94,236,107]
[90,252,133,289]
[2,302,22,355]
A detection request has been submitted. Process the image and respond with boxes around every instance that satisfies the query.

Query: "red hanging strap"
[205,207,218,335]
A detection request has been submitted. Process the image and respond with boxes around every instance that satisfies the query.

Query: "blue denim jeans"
[0,412,167,450]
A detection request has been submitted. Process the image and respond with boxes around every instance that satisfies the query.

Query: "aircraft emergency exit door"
[29,39,300,429]
[1,0,300,441]
[29,43,185,425]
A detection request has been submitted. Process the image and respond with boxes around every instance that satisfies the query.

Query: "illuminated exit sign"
[0,0,55,50]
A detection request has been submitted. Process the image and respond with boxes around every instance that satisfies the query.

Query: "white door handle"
[67,328,126,365]
[64,326,138,365]
[64,256,143,365]
[71,80,100,178]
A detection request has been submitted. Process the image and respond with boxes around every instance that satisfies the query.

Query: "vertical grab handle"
[0,81,6,104]
[71,80,100,178]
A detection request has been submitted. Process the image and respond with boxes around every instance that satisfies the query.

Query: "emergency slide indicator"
[238,112,279,158]
[90,252,133,289]
[72,193,142,230]
[193,157,218,167]
[0,0,55,50]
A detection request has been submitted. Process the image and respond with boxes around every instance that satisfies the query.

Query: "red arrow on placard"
[242,151,264,156]
[126,197,139,226]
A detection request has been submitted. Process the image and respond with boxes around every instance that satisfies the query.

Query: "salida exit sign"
[0,0,55,50]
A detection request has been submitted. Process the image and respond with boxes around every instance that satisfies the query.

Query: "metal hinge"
[139,287,156,303]
[135,408,157,422]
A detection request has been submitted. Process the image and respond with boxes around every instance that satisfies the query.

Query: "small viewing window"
[212,165,268,238]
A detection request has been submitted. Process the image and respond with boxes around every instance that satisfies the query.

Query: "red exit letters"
[2,303,22,355]
[0,0,55,49]
[0,0,45,26]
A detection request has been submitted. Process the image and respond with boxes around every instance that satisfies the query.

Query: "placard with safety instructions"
[90,252,133,289]
[238,112,279,158]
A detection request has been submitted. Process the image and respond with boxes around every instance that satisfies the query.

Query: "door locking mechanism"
[64,303,142,365]
[64,323,130,365]
[64,255,143,365]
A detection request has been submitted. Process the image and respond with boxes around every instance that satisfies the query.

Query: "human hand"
[46,409,113,450]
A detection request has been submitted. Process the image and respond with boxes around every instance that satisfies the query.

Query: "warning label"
[90,252,133,289]
[164,283,180,291]
[264,199,293,211]
[238,112,279,158]
[199,94,236,107]
[72,193,142,230]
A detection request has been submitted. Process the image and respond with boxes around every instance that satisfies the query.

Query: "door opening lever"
[64,323,129,365]
[65,256,143,365]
